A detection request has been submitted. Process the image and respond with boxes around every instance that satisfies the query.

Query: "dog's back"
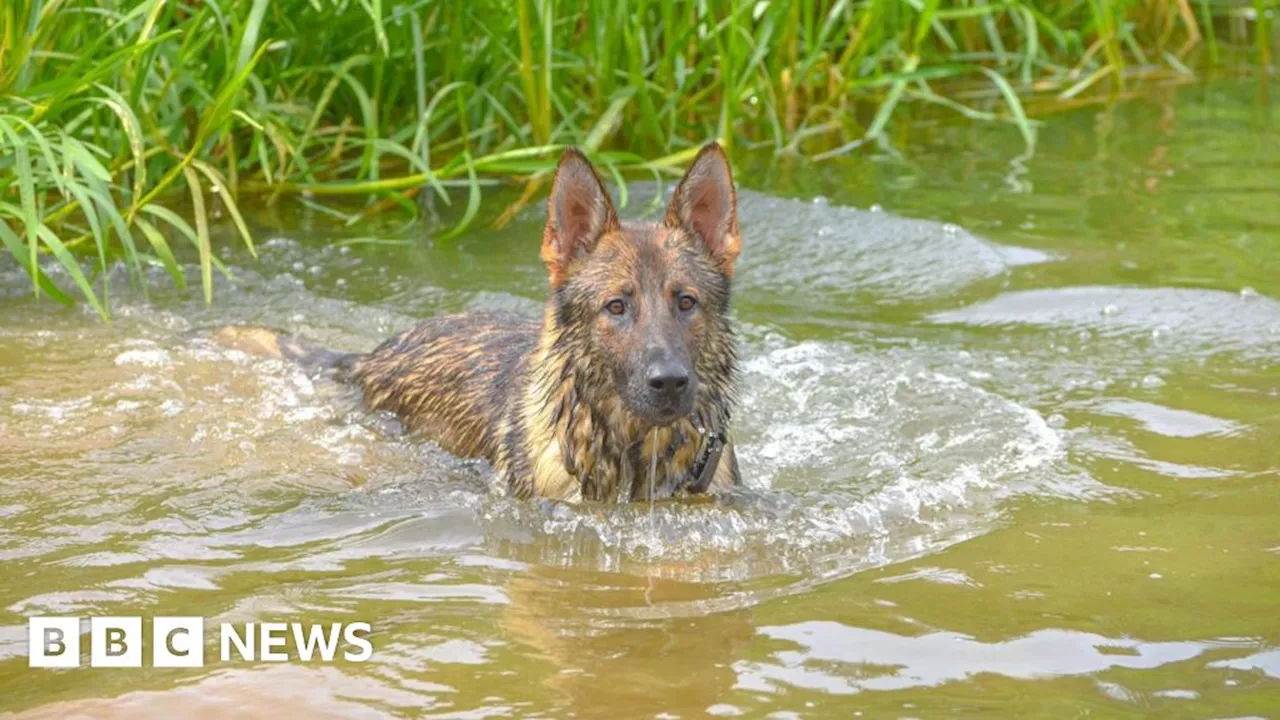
[350,312,539,459]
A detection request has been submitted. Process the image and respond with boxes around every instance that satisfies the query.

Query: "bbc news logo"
[28,617,373,668]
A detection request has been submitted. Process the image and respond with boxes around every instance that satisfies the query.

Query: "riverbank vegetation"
[1,0,1276,315]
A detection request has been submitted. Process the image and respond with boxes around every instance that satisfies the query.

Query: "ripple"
[733,189,1050,304]
[1089,399,1240,438]
[467,336,1078,584]
[930,286,1280,358]
[734,622,1262,694]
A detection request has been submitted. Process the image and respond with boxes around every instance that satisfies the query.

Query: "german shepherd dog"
[218,143,742,503]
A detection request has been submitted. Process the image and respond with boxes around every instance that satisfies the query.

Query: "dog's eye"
[605,299,626,316]
[678,295,698,312]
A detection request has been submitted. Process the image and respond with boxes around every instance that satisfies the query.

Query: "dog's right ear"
[541,148,618,287]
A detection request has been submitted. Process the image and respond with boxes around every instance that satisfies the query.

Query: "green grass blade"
[190,158,257,258]
[89,84,146,200]
[180,166,213,302]
[865,77,908,140]
[0,118,42,293]
[140,204,198,245]
[35,223,108,320]
[436,151,480,241]
[135,216,185,289]
[0,216,73,305]
[584,90,634,152]
[235,0,271,75]
[977,67,1036,153]
[57,176,108,273]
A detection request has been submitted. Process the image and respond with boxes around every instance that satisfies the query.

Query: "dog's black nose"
[646,364,689,395]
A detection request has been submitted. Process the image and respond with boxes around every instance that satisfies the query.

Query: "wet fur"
[217,145,742,502]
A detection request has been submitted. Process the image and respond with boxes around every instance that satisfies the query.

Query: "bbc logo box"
[27,617,81,668]
[28,616,204,668]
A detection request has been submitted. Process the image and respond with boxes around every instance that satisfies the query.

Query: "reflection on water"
[2,80,1279,717]
[1210,651,1280,679]
[736,622,1259,693]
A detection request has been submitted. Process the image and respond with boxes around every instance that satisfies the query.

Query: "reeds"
[1,0,1274,315]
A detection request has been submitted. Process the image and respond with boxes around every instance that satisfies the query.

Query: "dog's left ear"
[665,142,741,277]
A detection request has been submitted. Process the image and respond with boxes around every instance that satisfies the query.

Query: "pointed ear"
[541,148,618,286]
[664,142,741,277]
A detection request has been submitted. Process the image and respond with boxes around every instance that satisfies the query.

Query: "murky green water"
[2,80,1278,718]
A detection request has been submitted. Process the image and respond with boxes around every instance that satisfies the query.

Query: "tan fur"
[213,325,284,358]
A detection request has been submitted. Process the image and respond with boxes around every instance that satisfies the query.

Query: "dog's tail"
[212,325,359,375]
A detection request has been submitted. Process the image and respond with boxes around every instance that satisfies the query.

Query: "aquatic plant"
[1,0,1274,315]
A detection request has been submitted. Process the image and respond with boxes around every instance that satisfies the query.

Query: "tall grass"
[1,0,1275,315]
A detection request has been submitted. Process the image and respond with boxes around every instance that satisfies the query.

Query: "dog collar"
[687,428,727,494]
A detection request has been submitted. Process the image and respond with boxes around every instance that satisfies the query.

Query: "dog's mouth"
[641,405,687,425]
[622,382,698,427]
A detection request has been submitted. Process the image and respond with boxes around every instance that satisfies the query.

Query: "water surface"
[1,80,1278,718]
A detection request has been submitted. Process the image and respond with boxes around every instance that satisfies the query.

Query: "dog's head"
[541,143,740,426]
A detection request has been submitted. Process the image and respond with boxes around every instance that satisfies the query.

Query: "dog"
[217,142,743,503]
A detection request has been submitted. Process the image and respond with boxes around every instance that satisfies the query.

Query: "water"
[2,80,1278,717]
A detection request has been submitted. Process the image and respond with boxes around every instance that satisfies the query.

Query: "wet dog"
[217,143,742,502]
